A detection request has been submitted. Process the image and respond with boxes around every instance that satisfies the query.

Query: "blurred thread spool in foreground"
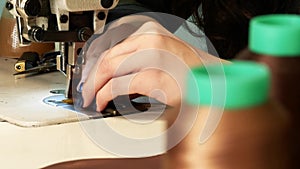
[237,14,300,169]
[165,61,290,169]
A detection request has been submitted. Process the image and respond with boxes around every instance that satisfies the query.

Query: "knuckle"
[100,57,113,75]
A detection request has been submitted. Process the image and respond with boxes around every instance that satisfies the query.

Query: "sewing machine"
[5,0,119,98]
[5,0,168,117]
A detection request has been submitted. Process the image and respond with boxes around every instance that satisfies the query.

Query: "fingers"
[105,36,139,58]
[81,51,133,107]
[94,73,138,111]
[81,32,199,108]
[95,69,181,111]
[81,35,163,107]
[81,36,193,108]
[79,19,153,88]
[81,42,142,107]
[81,50,150,107]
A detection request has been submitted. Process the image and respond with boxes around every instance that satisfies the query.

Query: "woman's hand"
[80,18,221,112]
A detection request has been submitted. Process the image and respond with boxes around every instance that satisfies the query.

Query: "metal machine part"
[13,51,58,76]
[14,51,40,72]
[6,0,119,98]
[43,94,167,119]
[6,0,118,43]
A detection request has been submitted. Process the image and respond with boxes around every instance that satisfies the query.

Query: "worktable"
[0,57,166,169]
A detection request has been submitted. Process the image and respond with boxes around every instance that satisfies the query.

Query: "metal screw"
[5,2,14,10]
[16,65,21,70]
[97,12,106,20]
[24,0,41,16]
[101,0,114,8]
[78,27,93,41]
[60,14,69,23]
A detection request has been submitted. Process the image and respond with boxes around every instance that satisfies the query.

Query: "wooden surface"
[43,155,164,169]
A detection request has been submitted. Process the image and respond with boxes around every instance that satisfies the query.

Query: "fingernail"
[77,82,84,92]
[77,82,87,107]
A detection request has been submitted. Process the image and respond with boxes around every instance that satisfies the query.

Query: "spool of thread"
[165,61,290,169]
[236,14,300,169]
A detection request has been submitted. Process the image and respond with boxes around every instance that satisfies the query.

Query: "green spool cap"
[186,61,270,109]
[249,14,300,57]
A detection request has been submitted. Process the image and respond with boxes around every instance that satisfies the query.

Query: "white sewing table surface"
[0,57,166,169]
[0,57,88,127]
